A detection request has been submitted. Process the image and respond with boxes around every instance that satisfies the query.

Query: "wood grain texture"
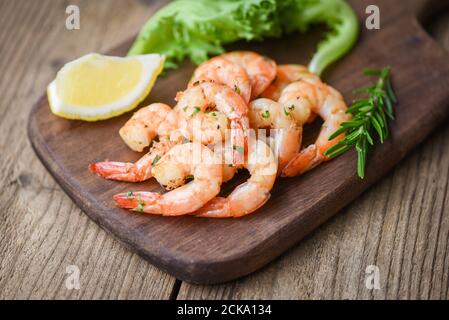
[0,0,176,299]
[1,0,448,299]
[26,0,449,285]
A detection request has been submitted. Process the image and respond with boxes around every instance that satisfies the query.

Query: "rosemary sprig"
[324,67,397,179]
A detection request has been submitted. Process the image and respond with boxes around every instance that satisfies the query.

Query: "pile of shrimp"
[90,51,351,218]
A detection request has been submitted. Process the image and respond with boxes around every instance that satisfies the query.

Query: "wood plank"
[178,11,449,299]
[0,0,176,299]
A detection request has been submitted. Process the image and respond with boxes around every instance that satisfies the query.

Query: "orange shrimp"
[114,143,222,216]
[89,111,228,183]
[261,64,320,101]
[89,139,177,182]
[221,51,277,99]
[262,64,320,124]
[280,80,351,177]
[194,139,277,218]
[189,56,252,103]
[175,82,249,165]
[248,98,301,172]
[118,103,180,152]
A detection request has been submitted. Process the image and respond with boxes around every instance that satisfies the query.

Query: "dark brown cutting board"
[28,0,449,284]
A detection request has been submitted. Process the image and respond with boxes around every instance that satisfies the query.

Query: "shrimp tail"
[281,145,323,177]
[194,197,231,218]
[89,161,153,182]
[89,162,143,182]
[113,192,160,211]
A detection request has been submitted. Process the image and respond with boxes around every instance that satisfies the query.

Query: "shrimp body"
[90,109,227,182]
[184,111,229,146]
[209,143,240,183]
[261,64,320,101]
[221,51,277,99]
[114,143,222,216]
[119,103,179,152]
[89,111,228,182]
[249,98,301,172]
[175,82,249,165]
[89,140,177,182]
[189,57,251,103]
[280,80,351,177]
[194,139,277,218]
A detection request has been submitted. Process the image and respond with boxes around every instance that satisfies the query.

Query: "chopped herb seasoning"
[262,110,270,118]
[191,106,201,117]
[233,145,245,154]
[234,85,241,94]
[152,155,161,166]
[324,67,397,179]
[135,200,145,212]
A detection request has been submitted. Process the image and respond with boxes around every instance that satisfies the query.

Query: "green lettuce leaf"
[129,0,359,75]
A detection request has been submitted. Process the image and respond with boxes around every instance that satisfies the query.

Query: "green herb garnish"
[234,85,241,94]
[134,200,145,212]
[185,175,194,181]
[233,145,245,154]
[152,155,161,166]
[324,67,397,179]
[262,110,270,119]
[191,106,201,117]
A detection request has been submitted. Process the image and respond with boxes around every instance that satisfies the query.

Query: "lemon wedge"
[47,53,164,121]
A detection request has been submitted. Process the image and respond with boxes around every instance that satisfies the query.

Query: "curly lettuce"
[129,0,359,75]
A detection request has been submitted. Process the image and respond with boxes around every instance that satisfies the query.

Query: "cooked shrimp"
[189,57,252,103]
[153,142,239,191]
[90,111,228,182]
[185,111,229,146]
[221,51,277,99]
[261,64,319,100]
[249,98,301,171]
[89,140,177,182]
[114,143,222,216]
[194,139,277,218]
[119,103,180,152]
[211,143,240,183]
[280,80,351,177]
[175,82,249,165]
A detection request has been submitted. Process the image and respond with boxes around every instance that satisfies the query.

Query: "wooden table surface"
[1,0,448,300]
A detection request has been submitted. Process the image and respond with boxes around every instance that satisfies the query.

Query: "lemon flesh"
[47,53,164,121]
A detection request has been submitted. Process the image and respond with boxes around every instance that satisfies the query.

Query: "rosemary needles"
[324,67,397,179]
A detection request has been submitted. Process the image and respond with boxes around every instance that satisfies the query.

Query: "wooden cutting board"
[28,0,449,284]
